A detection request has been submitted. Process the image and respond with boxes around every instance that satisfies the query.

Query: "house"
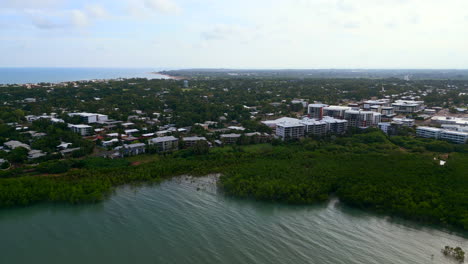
[60,147,81,156]
[102,138,119,147]
[57,142,72,150]
[245,132,271,143]
[28,150,46,160]
[228,126,245,131]
[124,129,139,135]
[220,134,241,144]
[148,136,179,152]
[4,140,30,150]
[182,136,207,147]
[119,143,146,157]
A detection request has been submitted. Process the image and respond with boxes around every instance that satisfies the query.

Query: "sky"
[1,0,468,69]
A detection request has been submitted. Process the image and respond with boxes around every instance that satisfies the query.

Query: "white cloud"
[1,0,63,9]
[85,5,109,19]
[70,10,90,28]
[144,0,181,14]
[30,15,62,29]
[201,25,242,40]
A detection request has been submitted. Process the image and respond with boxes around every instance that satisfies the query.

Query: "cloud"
[144,0,181,14]
[201,25,242,40]
[85,5,109,19]
[70,10,90,28]
[30,15,62,29]
[1,0,63,9]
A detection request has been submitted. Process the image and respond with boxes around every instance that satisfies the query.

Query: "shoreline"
[151,72,186,80]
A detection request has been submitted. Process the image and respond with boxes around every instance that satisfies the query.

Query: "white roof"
[417,126,442,132]
[228,126,246,131]
[277,122,305,128]
[183,136,207,141]
[308,103,328,107]
[262,117,300,126]
[300,118,327,126]
[324,106,351,111]
[220,133,241,138]
[70,124,92,128]
[149,136,178,143]
[393,118,414,122]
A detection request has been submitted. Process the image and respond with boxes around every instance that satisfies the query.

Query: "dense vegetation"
[0,131,467,231]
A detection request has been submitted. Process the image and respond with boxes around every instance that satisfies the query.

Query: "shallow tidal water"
[0,175,466,264]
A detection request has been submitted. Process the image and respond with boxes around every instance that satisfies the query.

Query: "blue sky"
[1,0,468,68]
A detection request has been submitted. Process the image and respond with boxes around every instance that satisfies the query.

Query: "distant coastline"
[0,68,167,85]
[152,72,186,80]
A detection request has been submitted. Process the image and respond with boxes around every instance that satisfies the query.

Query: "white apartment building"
[416,126,442,139]
[182,136,207,147]
[276,122,305,140]
[431,116,468,126]
[323,106,351,119]
[68,113,108,123]
[148,136,179,152]
[69,124,93,136]
[392,100,424,113]
[307,104,328,119]
[363,99,391,109]
[392,118,415,127]
[344,110,381,128]
[300,119,328,136]
[440,130,468,144]
[323,116,348,134]
[220,134,241,144]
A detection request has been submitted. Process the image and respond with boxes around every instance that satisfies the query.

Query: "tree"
[7,147,29,164]
[191,141,210,155]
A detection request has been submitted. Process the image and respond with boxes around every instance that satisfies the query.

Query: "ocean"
[0,68,171,85]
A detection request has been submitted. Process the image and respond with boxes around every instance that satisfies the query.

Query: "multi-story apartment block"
[362,99,391,110]
[440,130,468,144]
[220,134,241,144]
[307,104,328,119]
[182,136,207,147]
[148,136,179,152]
[276,122,305,140]
[392,118,415,127]
[68,113,108,123]
[69,124,93,136]
[323,117,348,134]
[323,106,351,119]
[416,126,442,139]
[300,119,328,136]
[344,110,381,128]
[392,100,424,113]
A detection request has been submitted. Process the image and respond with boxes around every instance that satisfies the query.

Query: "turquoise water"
[0,68,170,84]
[0,175,466,264]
